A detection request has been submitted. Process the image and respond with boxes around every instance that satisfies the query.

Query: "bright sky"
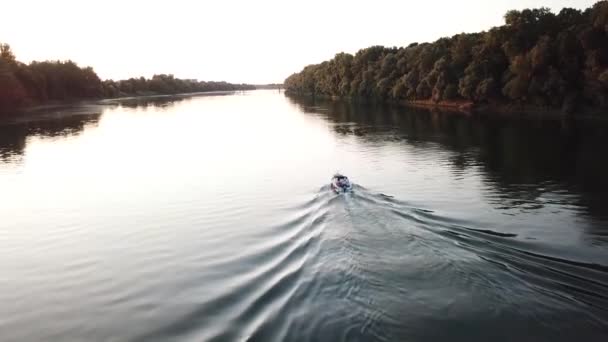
[1,0,597,84]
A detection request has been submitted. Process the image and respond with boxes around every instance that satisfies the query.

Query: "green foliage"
[0,45,255,110]
[0,59,27,107]
[285,1,608,113]
[0,44,16,63]
[100,74,253,98]
[476,78,497,102]
[599,69,608,85]
[443,84,459,100]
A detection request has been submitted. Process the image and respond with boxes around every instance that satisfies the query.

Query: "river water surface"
[1,90,607,341]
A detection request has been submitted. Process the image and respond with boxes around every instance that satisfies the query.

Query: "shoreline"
[0,89,255,116]
[418,101,608,121]
[288,92,608,121]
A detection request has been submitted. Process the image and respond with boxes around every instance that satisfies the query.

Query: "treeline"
[284,2,608,113]
[0,44,255,109]
[102,75,255,98]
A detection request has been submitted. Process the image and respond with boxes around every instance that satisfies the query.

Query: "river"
[0,90,607,341]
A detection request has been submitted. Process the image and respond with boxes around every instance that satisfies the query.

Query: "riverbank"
[288,91,608,120]
[0,90,252,117]
[401,99,608,119]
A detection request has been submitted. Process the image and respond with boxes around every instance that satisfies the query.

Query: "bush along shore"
[284,2,608,116]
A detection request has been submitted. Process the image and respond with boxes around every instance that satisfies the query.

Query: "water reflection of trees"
[287,95,608,227]
[0,93,230,163]
[0,107,103,163]
[105,97,183,109]
[102,91,236,109]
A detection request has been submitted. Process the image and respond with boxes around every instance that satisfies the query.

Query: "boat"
[331,173,352,193]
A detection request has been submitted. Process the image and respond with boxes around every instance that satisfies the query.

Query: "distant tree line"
[0,44,255,109]
[284,2,608,113]
[101,75,255,98]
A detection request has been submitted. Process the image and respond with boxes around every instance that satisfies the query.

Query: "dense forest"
[284,2,608,113]
[0,44,255,109]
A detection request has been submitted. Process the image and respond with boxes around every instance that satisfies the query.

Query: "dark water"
[1,90,607,341]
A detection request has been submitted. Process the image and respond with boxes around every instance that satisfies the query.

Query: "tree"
[0,59,27,107]
[284,2,608,113]
[591,0,608,32]
[0,41,255,111]
[0,44,16,63]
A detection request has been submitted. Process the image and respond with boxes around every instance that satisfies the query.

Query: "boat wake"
[135,184,608,342]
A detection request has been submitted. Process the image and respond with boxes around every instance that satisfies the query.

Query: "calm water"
[1,90,608,341]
